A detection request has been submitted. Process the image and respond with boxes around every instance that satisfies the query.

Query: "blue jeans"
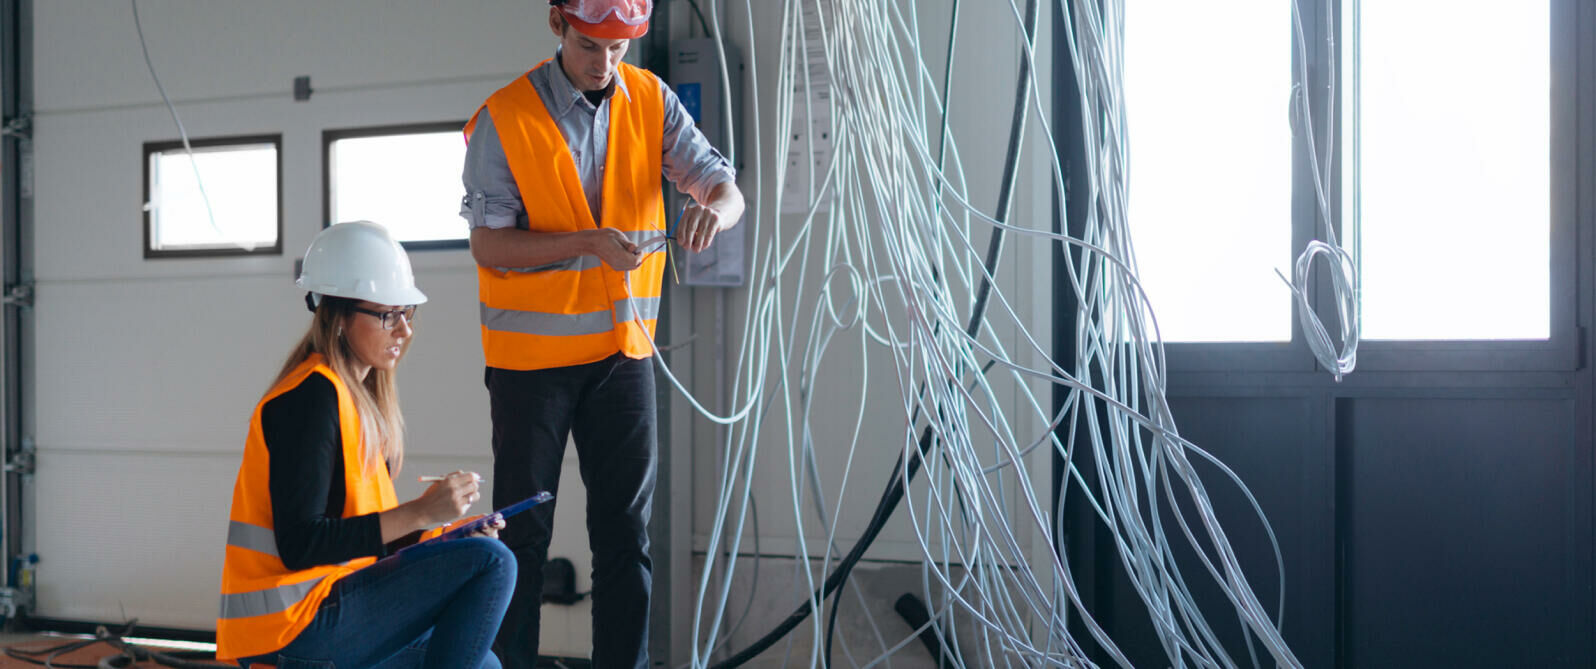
[238,537,516,669]
[487,354,657,669]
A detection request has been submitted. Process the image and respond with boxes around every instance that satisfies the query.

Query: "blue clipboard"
[399,491,553,554]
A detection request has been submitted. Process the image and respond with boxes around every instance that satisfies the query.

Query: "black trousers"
[487,353,656,669]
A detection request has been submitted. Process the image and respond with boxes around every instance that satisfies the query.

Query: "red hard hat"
[552,0,652,40]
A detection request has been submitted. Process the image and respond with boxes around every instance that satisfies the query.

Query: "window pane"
[1124,0,1292,343]
[149,143,278,252]
[1355,1,1549,340]
[329,131,468,244]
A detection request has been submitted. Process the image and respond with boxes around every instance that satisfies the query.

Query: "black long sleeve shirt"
[261,373,419,570]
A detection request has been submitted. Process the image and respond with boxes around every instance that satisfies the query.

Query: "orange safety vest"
[215,354,398,660]
[466,59,667,371]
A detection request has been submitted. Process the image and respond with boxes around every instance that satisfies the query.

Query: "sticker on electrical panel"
[782,0,834,215]
[677,83,703,124]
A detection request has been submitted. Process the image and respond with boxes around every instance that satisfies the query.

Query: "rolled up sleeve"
[659,80,736,204]
[460,109,529,231]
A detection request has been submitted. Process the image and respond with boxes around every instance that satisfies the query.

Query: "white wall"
[29,0,603,654]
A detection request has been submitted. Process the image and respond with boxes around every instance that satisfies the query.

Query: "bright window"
[1350,0,1550,340]
[325,123,468,247]
[143,135,281,258]
[1123,0,1292,343]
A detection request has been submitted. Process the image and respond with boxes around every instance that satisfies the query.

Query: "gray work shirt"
[460,51,735,230]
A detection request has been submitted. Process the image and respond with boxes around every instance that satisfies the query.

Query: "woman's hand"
[379,470,485,543]
[414,471,482,526]
[471,515,507,539]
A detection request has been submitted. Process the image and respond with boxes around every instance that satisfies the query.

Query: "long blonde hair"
[271,296,407,475]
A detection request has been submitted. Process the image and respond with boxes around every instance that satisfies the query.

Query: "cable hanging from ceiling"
[625,0,1354,666]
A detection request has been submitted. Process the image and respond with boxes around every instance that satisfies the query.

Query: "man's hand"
[677,181,746,253]
[590,228,644,271]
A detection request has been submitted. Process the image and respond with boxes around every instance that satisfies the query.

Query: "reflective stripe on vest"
[481,296,662,337]
[215,354,397,661]
[468,60,667,371]
[226,520,278,557]
[218,576,324,619]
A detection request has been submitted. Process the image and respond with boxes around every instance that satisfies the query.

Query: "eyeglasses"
[351,305,418,330]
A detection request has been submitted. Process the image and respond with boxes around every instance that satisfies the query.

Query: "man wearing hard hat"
[459,0,744,667]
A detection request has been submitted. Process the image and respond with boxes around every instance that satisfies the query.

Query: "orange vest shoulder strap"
[485,62,592,231]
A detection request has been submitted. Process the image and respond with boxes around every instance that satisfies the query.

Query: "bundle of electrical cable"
[621,0,1355,667]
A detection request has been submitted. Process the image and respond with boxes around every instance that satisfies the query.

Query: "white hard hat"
[297,221,428,306]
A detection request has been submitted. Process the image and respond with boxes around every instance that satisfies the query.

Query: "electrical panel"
[668,38,745,287]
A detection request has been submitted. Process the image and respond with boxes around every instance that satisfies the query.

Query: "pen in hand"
[418,474,486,483]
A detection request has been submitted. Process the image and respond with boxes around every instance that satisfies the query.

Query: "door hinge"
[0,114,30,141]
[2,283,32,309]
[5,437,35,476]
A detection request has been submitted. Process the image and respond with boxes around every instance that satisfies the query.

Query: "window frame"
[321,120,470,252]
[141,133,284,260]
[1154,0,1319,373]
[1336,0,1579,373]
[1156,0,1580,374]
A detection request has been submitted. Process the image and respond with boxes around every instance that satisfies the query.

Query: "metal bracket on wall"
[5,437,33,477]
[0,585,31,619]
[0,114,28,140]
[1,283,31,309]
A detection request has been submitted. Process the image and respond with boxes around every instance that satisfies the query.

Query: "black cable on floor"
[893,592,966,668]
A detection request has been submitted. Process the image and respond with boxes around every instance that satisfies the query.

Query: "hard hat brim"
[297,279,428,307]
[295,221,429,308]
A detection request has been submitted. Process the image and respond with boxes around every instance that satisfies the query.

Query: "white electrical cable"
[635,0,1338,667]
[1282,0,1359,381]
[131,0,253,252]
